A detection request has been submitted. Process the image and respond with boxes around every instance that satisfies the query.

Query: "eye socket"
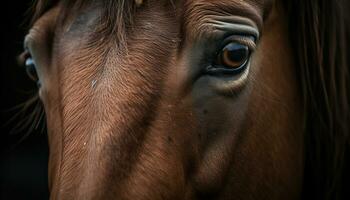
[24,54,39,83]
[218,42,249,70]
[205,40,252,76]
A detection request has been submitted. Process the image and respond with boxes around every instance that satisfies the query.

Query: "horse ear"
[135,0,143,7]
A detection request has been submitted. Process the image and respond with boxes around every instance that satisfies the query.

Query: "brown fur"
[23,0,349,199]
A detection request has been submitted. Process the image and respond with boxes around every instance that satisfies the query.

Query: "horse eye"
[25,56,39,82]
[218,42,250,70]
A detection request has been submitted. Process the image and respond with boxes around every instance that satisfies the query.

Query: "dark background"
[1,1,49,200]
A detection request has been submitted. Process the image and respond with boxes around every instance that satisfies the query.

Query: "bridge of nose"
[52,2,188,199]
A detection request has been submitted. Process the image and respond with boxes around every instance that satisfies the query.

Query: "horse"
[19,0,349,199]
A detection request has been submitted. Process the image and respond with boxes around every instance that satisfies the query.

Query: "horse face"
[26,0,304,199]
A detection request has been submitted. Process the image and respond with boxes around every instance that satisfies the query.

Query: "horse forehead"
[184,0,272,9]
[59,0,271,30]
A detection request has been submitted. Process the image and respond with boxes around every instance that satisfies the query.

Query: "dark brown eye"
[25,56,39,82]
[218,42,250,69]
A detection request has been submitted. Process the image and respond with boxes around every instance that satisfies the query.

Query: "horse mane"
[285,0,350,199]
[29,0,350,199]
[30,0,136,46]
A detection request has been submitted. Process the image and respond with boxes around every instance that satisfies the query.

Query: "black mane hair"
[285,0,349,199]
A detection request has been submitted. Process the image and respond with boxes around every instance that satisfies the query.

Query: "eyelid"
[17,51,30,67]
[19,34,35,67]
[222,35,256,51]
[24,34,34,51]
[208,19,260,40]
[24,26,45,51]
[20,29,42,68]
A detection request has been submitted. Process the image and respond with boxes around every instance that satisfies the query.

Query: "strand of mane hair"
[284,0,350,199]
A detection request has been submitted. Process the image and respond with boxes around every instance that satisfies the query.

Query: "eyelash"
[219,35,256,51]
